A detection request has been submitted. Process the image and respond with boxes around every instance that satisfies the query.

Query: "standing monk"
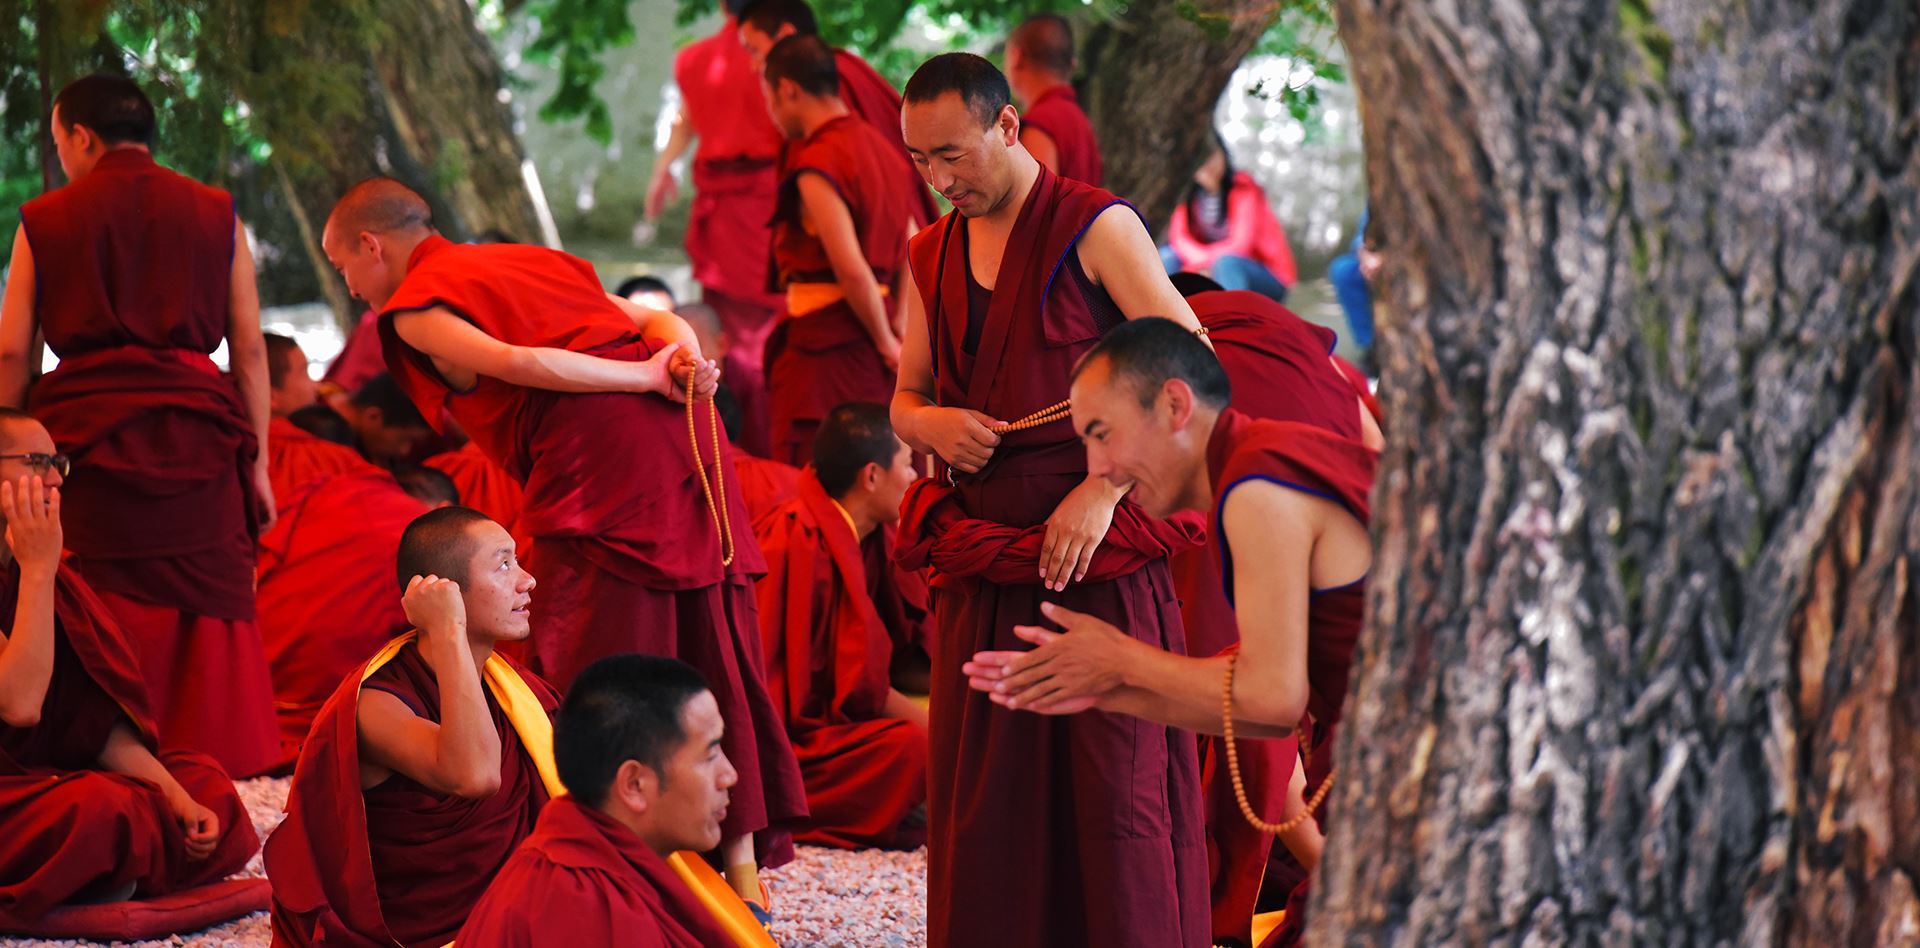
[893,53,1208,947]
[761,36,919,465]
[0,75,279,778]
[1004,15,1102,185]
[322,178,805,907]
[649,0,786,458]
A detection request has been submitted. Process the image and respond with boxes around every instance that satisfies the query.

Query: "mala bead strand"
[1222,651,1336,836]
[686,362,735,567]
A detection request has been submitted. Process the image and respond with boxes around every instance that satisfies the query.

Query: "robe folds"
[423,440,529,553]
[766,114,919,466]
[457,797,738,947]
[901,165,1208,948]
[0,562,256,921]
[256,472,425,766]
[20,147,275,778]
[264,635,556,948]
[830,48,938,226]
[322,311,384,395]
[752,473,926,850]
[1020,85,1103,186]
[267,414,376,504]
[376,235,805,858]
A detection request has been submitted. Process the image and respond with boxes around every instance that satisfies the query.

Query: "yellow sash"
[785,281,889,317]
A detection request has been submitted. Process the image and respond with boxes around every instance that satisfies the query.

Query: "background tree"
[1316,0,1918,941]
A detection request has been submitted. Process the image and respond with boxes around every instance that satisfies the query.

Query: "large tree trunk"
[1080,0,1275,227]
[1316,0,1919,943]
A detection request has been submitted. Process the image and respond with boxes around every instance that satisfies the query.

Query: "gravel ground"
[1,777,926,948]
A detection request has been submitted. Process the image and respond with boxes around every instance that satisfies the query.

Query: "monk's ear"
[1163,378,1196,430]
[613,758,655,811]
[359,230,382,264]
[860,461,884,492]
[996,104,1020,145]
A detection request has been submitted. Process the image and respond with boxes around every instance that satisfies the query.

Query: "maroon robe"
[752,473,926,850]
[424,440,530,554]
[19,148,276,778]
[902,165,1208,947]
[832,48,938,225]
[377,235,805,859]
[457,797,737,946]
[766,114,918,465]
[267,414,376,505]
[265,639,556,947]
[0,561,256,921]
[1021,85,1102,186]
[1204,409,1375,948]
[322,311,384,395]
[730,445,802,523]
[257,472,425,766]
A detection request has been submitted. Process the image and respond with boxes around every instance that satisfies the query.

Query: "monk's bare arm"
[889,265,1002,470]
[0,226,39,408]
[646,108,694,220]
[1079,206,1207,336]
[1022,128,1061,175]
[98,721,221,858]
[797,173,899,366]
[392,307,673,397]
[226,219,276,526]
[0,476,60,726]
[882,687,930,732]
[358,576,503,797]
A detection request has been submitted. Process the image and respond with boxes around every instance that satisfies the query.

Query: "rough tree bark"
[1080,0,1276,227]
[1316,0,1918,943]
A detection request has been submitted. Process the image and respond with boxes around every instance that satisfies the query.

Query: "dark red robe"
[19,148,277,778]
[0,561,256,921]
[730,445,802,523]
[321,311,384,395]
[832,48,938,225]
[1204,409,1375,948]
[267,414,376,505]
[424,440,530,553]
[265,637,557,947]
[256,471,425,766]
[902,165,1208,947]
[1021,85,1102,186]
[457,797,737,946]
[752,473,926,850]
[377,235,805,860]
[766,114,918,465]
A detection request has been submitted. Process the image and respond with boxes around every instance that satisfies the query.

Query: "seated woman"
[1161,130,1297,302]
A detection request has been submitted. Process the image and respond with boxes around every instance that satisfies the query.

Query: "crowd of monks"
[0,2,1387,946]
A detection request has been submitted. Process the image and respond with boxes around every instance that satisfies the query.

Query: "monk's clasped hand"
[402,574,467,641]
[1,476,62,574]
[963,602,1128,715]
[923,407,1001,474]
[1039,476,1122,591]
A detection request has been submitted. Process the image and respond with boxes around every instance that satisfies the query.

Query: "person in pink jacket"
[1160,130,1297,302]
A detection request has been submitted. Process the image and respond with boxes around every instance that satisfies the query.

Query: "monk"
[256,466,456,766]
[752,403,926,849]
[458,655,741,945]
[0,410,256,921]
[323,178,804,907]
[965,318,1377,947]
[266,333,319,417]
[650,0,786,458]
[266,507,554,947]
[616,275,678,312]
[322,372,436,466]
[893,53,1210,947]
[266,358,376,504]
[761,36,920,464]
[1004,15,1102,185]
[0,75,278,778]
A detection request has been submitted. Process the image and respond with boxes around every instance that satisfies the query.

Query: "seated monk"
[965,319,1376,947]
[752,403,927,849]
[320,372,436,468]
[265,506,556,947]
[0,410,256,920]
[459,655,744,945]
[268,395,375,506]
[257,465,458,768]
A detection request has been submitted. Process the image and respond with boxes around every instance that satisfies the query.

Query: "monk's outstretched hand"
[921,407,1001,474]
[963,602,1128,714]
[1,476,61,575]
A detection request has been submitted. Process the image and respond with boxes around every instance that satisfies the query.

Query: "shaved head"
[1009,14,1074,78]
[322,178,436,310]
[328,177,432,239]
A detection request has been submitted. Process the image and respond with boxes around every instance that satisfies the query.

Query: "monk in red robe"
[650,0,786,458]
[460,655,745,945]
[0,412,256,922]
[266,333,319,418]
[0,75,278,778]
[267,400,376,506]
[967,319,1377,948]
[322,178,805,906]
[760,36,921,464]
[894,54,1209,947]
[266,507,556,947]
[753,403,926,849]
[1004,15,1102,185]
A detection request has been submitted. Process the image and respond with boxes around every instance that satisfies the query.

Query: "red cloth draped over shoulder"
[1020,85,1102,186]
[831,48,938,225]
[424,440,529,551]
[895,477,1206,586]
[267,415,376,505]
[729,446,802,522]
[458,797,736,947]
[322,311,385,395]
[265,639,556,948]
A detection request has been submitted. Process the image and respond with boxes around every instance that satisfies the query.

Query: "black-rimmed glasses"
[0,453,71,477]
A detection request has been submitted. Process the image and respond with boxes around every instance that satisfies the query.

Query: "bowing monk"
[267,333,319,417]
[266,507,554,947]
[753,403,926,849]
[459,655,742,945]
[0,75,277,778]
[322,178,804,907]
[893,53,1209,947]
[0,410,256,921]
[1004,15,1102,185]
[324,372,435,467]
[762,35,921,464]
[965,318,1376,947]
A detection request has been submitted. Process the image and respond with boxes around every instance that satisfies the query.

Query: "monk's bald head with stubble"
[321,178,436,310]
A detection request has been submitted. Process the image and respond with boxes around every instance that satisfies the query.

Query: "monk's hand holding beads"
[919,407,1001,474]
[0,476,61,577]
[965,602,1129,715]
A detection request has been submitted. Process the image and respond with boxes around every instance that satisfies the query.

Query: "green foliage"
[1246,0,1344,127]
[520,0,634,144]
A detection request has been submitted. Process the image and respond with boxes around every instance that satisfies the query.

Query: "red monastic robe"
[321,311,384,395]
[377,235,805,858]
[1021,85,1103,186]
[730,445,802,523]
[752,473,926,850]
[1205,409,1375,948]
[265,636,556,948]
[766,115,918,465]
[0,562,257,921]
[902,165,1208,947]
[458,797,738,947]
[424,440,530,553]
[267,414,376,505]
[256,472,425,767]
[832,48,938,225]
[19,148,277,778]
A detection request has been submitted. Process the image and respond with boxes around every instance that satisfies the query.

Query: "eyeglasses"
[0,453,71,477]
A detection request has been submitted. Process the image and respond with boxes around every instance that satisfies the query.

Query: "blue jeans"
[1328,252,1374,350]
[1159,247,1290,303]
